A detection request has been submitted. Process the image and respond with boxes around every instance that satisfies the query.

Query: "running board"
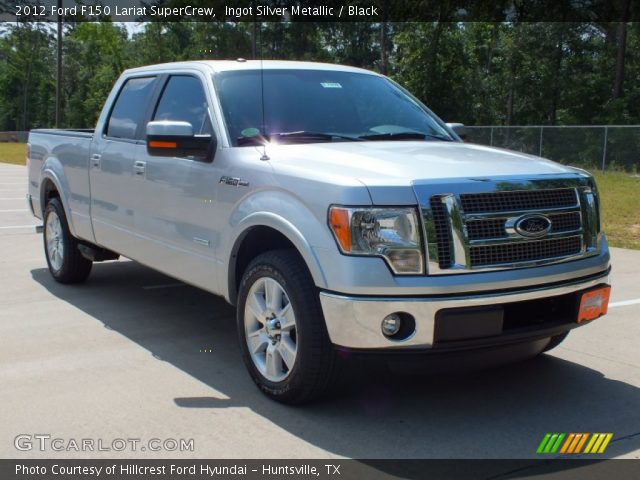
[77,243,120,262]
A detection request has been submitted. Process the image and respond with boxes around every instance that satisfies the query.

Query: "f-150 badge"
[219,176,249,187]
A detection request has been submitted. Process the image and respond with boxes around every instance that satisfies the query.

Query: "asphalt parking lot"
[1,162,639,460]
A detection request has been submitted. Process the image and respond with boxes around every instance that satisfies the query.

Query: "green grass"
[0,143,637,249]
[0,142,26,165]
[591,171,640,250]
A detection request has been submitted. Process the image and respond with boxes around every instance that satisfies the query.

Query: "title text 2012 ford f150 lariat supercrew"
[28,61,611,403]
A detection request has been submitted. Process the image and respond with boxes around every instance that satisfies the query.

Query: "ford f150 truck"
[27,61,611,403]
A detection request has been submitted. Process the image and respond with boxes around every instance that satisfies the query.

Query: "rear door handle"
[133,161,146,175]
[90,154,101,168]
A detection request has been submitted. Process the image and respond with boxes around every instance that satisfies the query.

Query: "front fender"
[233,212,327,284]
[219,189,340,303]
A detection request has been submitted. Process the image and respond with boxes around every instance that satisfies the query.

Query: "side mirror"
[146,120,215,161]
[446,123,468,142]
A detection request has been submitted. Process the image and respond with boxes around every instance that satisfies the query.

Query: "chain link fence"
[466,125,640,172]
[2,128,639,172]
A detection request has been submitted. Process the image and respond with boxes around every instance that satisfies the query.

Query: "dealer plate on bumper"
[577,285,611,323]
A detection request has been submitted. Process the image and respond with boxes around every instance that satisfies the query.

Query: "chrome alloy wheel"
[244,277,298,382]
[45,210,64,271]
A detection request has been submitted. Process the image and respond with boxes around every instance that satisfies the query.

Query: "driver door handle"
[133,161,146,176]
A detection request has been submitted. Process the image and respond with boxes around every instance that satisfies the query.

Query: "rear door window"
[106,76,158,140]
[153,76,213,135]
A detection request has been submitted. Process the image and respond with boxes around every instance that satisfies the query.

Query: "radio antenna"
[259,20,270,161]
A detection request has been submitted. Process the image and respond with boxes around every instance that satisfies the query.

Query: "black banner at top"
[1,0,638,23]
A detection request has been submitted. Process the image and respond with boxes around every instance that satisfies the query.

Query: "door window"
[106,76,157,140]
[153,76,213,135]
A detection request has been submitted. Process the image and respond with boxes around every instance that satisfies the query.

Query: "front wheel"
[43,198,92,284]
[237,250,336,404]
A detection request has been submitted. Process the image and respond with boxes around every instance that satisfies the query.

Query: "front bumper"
[319,269,610,350]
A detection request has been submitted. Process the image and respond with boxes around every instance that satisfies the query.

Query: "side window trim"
[150,73,215,137]
[103,74,159,143]
[137,73,168,143]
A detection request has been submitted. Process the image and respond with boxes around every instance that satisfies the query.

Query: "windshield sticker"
[320,82,342,89]
[240,127,260,137]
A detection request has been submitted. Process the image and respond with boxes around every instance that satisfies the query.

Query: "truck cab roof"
[123,59,380,76]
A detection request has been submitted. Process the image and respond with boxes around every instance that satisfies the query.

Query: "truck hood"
[269,141,577,185]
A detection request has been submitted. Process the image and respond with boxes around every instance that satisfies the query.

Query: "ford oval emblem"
[514,214,552,238]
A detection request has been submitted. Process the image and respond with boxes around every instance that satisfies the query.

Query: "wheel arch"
[226,216,328,305]
[39,169,77,237]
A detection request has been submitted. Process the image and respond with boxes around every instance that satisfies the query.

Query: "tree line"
[0,20,638,131]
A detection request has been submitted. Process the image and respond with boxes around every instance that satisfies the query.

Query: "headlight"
[328,206,424,274]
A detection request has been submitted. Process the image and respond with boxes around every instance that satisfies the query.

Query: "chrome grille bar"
[415,175,602,275]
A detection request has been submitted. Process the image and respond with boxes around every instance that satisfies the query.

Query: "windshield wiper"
[358,132,453,141]
[270,131,363,142]
[236,131,362,146]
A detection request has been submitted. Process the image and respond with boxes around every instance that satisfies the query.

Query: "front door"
[131,73,222,292]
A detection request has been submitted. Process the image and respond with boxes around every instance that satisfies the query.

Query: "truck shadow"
[31,261,640,463]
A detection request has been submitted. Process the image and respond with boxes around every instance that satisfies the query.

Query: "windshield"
[212,69,454,146]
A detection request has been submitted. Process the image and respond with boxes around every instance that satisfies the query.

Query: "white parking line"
[0,198,25,200]
[0,209,28,213]
[0,225,37,230]
[610,298,640,308]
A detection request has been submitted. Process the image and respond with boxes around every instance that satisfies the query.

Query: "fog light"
[381,313,402,337]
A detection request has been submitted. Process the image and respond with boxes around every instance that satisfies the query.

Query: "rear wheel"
[542,331,570,353]
[43,198,92,284]
[237,249,336,404]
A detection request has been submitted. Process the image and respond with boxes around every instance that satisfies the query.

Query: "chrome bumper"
[319,270,610,350]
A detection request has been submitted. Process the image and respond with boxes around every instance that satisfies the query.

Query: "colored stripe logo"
[537,433,613,454]
[536,433,613,455]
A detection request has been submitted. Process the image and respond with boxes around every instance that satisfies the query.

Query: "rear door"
[130,72,222,291]
[89,75,161,256]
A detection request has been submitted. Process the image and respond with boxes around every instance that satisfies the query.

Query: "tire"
[43,198,92,284]
[542,331,570,353]
[237,249,336,404]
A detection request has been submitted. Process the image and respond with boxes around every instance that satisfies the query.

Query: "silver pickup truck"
[27,60,611,403]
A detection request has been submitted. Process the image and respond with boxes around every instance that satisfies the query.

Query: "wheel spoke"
[265,344,283,378]
[248,291,267,323]
[278,303,295,331]
[247,330,268,355]
[265,279,283,311]
[278,336,297,370]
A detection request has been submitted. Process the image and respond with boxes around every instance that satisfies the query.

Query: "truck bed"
[27,129,95,244]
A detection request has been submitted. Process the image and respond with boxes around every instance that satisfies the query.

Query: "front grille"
[466,218,506,240]
[550,211,581,232]
[460,188,577,214]
[466,211,582,240]
[419,179,597,274]
[429,196,453,268]
[469,236,582,267]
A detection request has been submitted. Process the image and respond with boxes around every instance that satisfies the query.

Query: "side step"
[77,243,120,262]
